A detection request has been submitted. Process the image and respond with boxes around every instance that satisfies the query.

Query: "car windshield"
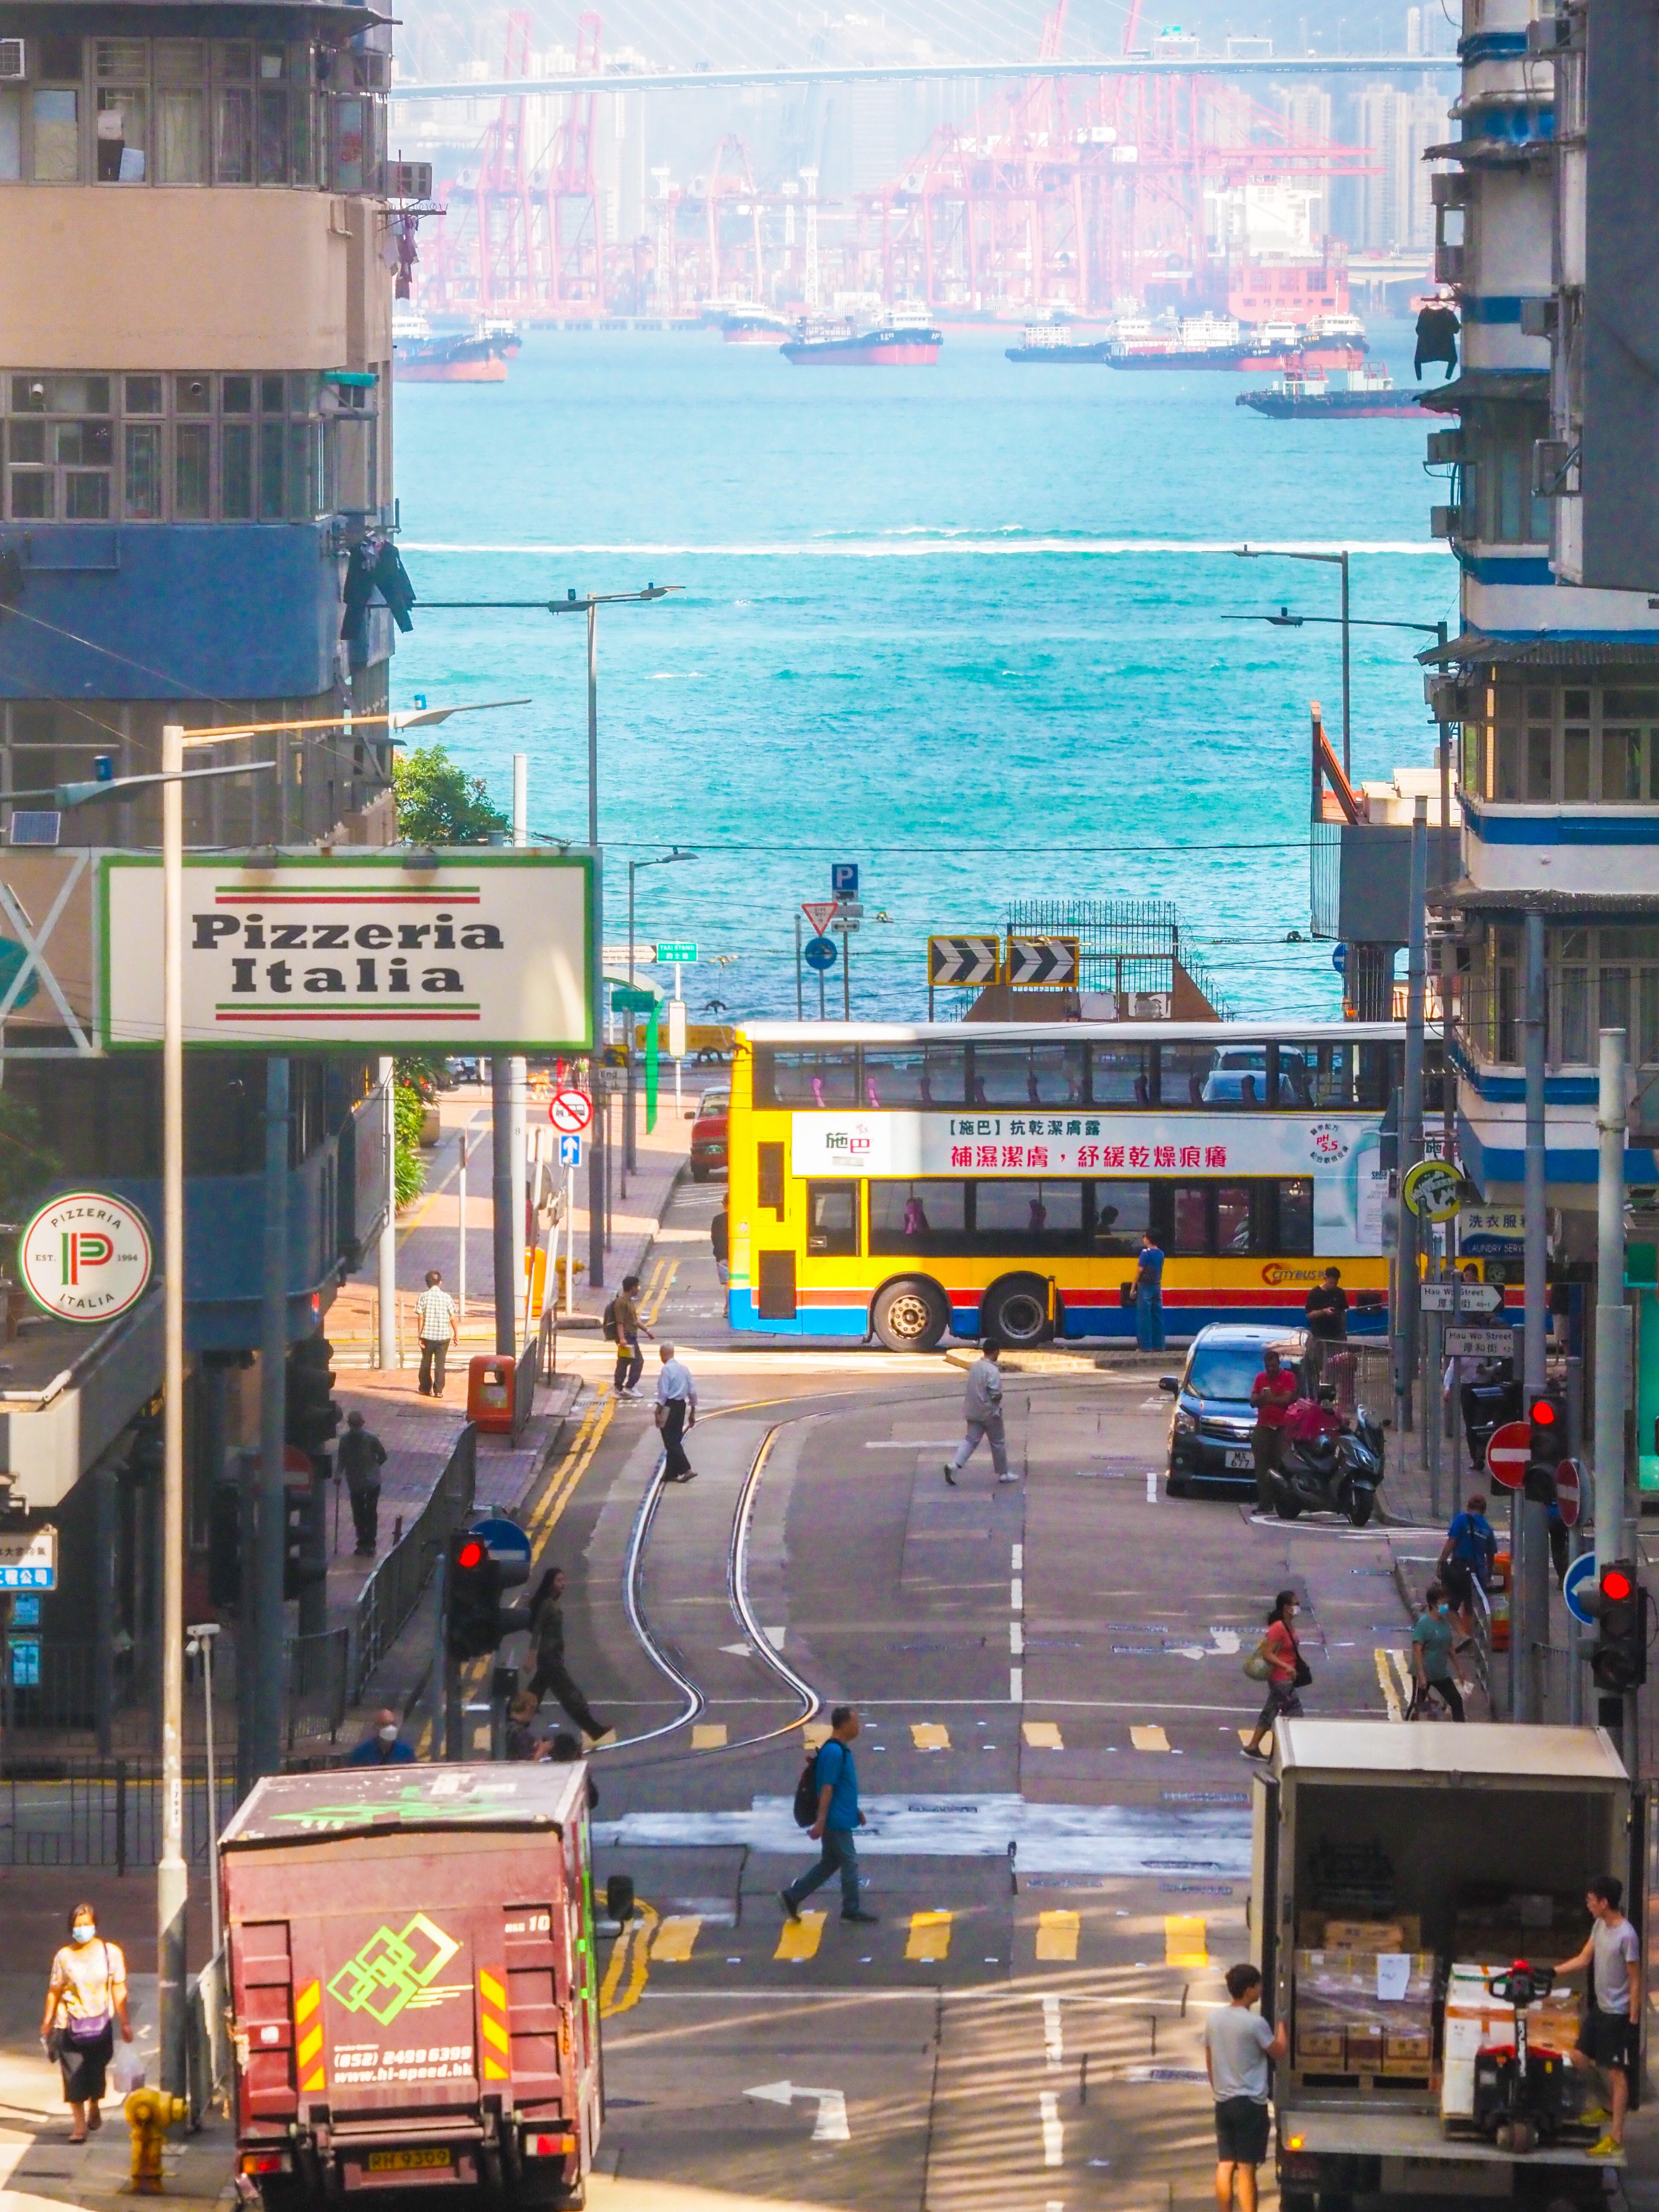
[1186,1344,1289,1402]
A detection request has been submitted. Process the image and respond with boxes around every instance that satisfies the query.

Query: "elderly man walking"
[945,1339,1014,1486]
[655,1342,699,1483]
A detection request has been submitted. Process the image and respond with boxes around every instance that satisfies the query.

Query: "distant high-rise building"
[1356,82,1450,253]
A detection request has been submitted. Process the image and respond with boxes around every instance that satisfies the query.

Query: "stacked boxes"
[1440,1961,1584,2122]
[1293,1951,1436,2078]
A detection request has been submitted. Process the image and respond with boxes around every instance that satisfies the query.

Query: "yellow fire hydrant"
[124,2087,188,2194]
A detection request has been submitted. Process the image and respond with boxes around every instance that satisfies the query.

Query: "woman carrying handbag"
[1242,1589,1311,1760]
[41,1902,132,2141]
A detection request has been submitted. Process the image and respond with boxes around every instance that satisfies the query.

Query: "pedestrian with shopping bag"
[41,1903,132,2141]
[1241,1589,1310,1759]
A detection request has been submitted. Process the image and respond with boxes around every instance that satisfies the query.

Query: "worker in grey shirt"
[655,1342,699,1483]
[945,1339,1013,1486]
[1203,1962,1287,2212]
[1561,1872,1644,2157]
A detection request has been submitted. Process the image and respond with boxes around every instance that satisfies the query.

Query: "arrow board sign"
[928,934,999,988]
[1007,935,1080,989]
[801,901,839,935]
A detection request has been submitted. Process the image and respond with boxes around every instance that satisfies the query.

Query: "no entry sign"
[1485,1419,1532,1491]
[1555,1456,1583,1528]
[548,1088,593,1135]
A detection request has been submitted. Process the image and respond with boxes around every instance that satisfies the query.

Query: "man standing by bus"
[1135,1230,1166,1352]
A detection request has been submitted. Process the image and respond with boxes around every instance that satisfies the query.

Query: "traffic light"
[446,1531,503,1659]
[283,1476,328,1601]
[1523,1382,1567,1504]
[1586,1560,1649,1694]
[286,1336,341,1455]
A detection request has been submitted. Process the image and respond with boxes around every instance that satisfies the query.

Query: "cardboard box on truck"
[221,1764,601,2211]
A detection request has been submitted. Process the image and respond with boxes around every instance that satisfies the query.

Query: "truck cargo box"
[221,1763,600,2210]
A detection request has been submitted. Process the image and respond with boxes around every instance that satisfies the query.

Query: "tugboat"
[1237,361,1419,419]
[781,316,942,365]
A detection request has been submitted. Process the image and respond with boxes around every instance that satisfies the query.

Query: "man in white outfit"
[945,1340,1014,1485]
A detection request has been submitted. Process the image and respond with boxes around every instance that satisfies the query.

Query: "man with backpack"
[605,1274,650,1398]
[780,1706,879,1926]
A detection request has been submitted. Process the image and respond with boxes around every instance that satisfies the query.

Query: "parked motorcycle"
[1271,1392,1387,1526]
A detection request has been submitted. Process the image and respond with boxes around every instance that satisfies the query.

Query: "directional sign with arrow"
[1419,1280,1504,1314]
[1007,934,1080,989]
[928,934,1000,988]
[745,2081,850,2143]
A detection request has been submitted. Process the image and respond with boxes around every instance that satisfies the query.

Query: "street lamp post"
[1234,544,1353,778]
[185,1621,224,1962]
[626,850,696,1174]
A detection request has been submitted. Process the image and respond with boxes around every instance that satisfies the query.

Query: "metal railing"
[3,1628,350,1752]
[513,1331,539,1439]
[352,1423,477,1700]
[285,1627,350,1752]
[0,1756,240,1870]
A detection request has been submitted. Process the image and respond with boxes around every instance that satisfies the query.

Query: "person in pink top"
[1242,1589,1307,1759]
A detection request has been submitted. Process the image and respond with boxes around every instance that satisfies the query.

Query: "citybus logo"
[1261,1263,1321,1286]
[1307,1121,1350,1163]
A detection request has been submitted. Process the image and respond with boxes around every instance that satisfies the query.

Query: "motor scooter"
[1271,1391,1387,1526]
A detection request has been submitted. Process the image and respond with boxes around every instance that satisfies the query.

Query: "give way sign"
[1485,1420,1532,1490]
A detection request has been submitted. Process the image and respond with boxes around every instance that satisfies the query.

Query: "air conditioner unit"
[1430,172,1470,209]
[1426,428,1464,464]
[1526,13,1573,52]
[1424,675,1465,721]
[0,39,25,79]
[1519,296,1557,338]
[1429,506,1459,539]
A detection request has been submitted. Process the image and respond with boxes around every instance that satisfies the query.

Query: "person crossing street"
[946,1338,1013,1485]
[655,1342,699,1482]
[780,1706,879,1926]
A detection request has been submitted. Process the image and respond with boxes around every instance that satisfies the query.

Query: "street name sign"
[1007,935,1080,988]
[1485,1418,1533,1489]
[1402,1159,1463,1221]
[99,850,594,1052]
[929,935,1000,988]
[20,1190,153,1322]
[0,1525,56,1589]
[655,942,698,963]
[801,901,839,936]
[1419,1280,1504,1314]
[548,1089,592,1134]
[1448,1325,1519,1361]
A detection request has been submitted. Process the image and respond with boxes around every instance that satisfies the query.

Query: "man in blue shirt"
[346,1708,416,1764]
[780,1706,879,1925]
[1135,1231,1166,1352]
[1438,1490,1497,1618]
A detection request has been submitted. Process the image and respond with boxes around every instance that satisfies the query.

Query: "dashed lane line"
[1039,2090,1064,2168]
[774,1912,827,1963]
[1023,1720,1064,1749]
[651,1916,703,1963]
[1130,1724,1171,1752]
[912,1723,950,1751]
[1043,1993,1064,2063]
[690,1722,728,1749]
[1165,1915,1209,1968]
[1036,1913,1080,1963]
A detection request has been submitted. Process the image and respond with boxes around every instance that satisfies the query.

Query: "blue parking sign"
[831,862,859,898]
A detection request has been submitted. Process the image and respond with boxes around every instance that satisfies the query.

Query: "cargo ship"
[1237,362,1420,419]
[1005,324,1112,363]
[394,327,509,383]
[720,307,795,344]
[782,317,943,365]
[1105,309,1368,373]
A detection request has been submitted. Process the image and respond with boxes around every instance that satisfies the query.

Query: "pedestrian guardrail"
[512,1331,539,1438]
[0,1755,239,1869]
[352,1423,477,1700]
[285,1627,350,1752]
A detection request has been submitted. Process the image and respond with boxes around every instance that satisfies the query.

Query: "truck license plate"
[366,2149,453,2173]
[1225,1449,1254,1469]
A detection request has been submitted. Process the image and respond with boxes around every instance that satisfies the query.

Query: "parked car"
[689,1086,729,1183]
[1159,1321,1308,1496]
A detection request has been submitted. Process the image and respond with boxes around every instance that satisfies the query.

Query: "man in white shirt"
[416,1269,460,1397]
[1203,1962,1286,2212]
[1561,1873,1644,2155]
[655,1343,698,1483]
[945,1340,1013,1485]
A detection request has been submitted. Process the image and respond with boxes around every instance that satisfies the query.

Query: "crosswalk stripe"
[650,1916,702,1962]
[1374,1648,1405,1722]
[1238,1726,1273,1754]
[906,1911,952,1962]
[1039,2090,1063,2168]
[1165,1914,1208,1968]
[912,1722,950,1751]
[774,1911,827,1962]
[1130,1723,1171,1752]
[1022,1720,1063,1749]
[690,1722,728,1749]
[1036,1911,1080,1962]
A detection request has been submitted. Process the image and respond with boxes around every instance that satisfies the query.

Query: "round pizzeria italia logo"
[20,1191,154,1323]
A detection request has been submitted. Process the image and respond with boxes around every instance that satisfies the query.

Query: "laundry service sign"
[97,851,594,1051]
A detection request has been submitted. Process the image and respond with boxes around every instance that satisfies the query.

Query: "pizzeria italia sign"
[97,851,594,1052]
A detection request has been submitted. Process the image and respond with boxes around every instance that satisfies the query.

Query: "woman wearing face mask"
[1242,1589,1310,1759]
[41,1903,131,2141]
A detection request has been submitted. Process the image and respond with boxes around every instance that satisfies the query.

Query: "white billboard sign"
[98,852,594,1052]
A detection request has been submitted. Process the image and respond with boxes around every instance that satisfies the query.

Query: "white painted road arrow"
[745,2081,851,2142]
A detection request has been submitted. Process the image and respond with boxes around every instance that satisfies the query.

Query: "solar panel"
[8,811,61,847]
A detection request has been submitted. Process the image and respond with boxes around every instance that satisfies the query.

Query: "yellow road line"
[912,1722,950,1751]
[527,1395,616,1555]
[642,1257,678,1325]
[1130,1724,1171,1752]
[775,1910,827,1962]
[1036,1911,1080,1962]
[1374,1648,1405,1722]
[1023,1720,1064,1749]
[906,1911,952,1962]
[690,1722,728,1749]
[650,1915,702,1963]
[599,1903,658,2018]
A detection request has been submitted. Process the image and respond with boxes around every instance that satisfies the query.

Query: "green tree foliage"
[393,1080,428,1210]
[0,1093,57,1228]
[392,744,509,845]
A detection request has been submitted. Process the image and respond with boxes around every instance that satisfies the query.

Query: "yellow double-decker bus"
[725,1020,1415,1350]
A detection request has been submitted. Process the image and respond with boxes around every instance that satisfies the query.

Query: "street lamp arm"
[391,699,532,728]
[1233,542,1346,567]
[1226,611,1449,635]
[46,762,278,807]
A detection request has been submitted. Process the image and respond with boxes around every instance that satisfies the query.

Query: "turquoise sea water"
[390,319,1458,1023]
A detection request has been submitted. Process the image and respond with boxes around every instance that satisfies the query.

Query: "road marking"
[528,1393,616,1553]
[912,1722,950,1751]
[651,1916,702,1962]
[1037,1914,1080,1964]
[1012,1543,1024,1569]
[1374,1648,1405,1722]
[1010,1666,1024,1702]
[1165,1915,1208,1968]
[774,1911,827,1963]
[906,1911,952,1962]
[1010,1622,1025,1655]
[1131,1725,1171,1752]
[1146,1470,1158,1503]
[1011,1576,1024,1608]
[599,1903,659,2018]
[691,1722,728,1749]
[763,1626,787,1648]
[642,1258,678,1324]
[1043,1992,1065,2062]
[1039,2089,1064,2167]
[1023,1720,1064,1749]
[745,2081,850,2142]
[1390,1648,1415,1704]
[1237,1727,1272,1754]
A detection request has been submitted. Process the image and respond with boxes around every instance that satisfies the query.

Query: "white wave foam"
[402,538,1445,559]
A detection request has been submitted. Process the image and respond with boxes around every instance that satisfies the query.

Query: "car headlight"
[1172,1408,1197,1437]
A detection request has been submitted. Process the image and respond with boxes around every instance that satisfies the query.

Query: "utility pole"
[492,1053,515,1357]
[1396,796,1427,1434]
[1517,908,1549,1721]
[157,722,187,2097]
[377,1055,396,1369]
[509,754,529,1339]
[586,602,605,1292]
[1594,1029,1633,1754]
[254,1056,289,1779]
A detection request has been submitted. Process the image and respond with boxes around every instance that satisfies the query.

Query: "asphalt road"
[512,1173,1477,2212]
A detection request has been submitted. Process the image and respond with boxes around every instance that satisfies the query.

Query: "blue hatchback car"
[1159,1321,1308,1496]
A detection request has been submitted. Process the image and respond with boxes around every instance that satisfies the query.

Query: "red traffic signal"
[1603,1567,1633,1604]
[1528,1395,1557,1429]
[457,1537,484,1569]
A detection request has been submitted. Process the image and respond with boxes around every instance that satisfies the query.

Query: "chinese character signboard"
[0,1525,58,1590]
[98,851,594,1053]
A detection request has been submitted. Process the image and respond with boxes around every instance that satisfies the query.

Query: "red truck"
[222,1763,602,2209]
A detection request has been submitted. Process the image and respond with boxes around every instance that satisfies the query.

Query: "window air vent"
[0,39,25,79]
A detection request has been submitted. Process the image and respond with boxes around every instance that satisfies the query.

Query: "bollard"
[125,2087,188,2192]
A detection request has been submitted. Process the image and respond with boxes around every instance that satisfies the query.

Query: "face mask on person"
[378,1726,397,1745]
[71,1923,95,1945]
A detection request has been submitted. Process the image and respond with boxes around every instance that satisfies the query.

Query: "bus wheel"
[872,1279,949,1353]
[981,1275,1052,1348]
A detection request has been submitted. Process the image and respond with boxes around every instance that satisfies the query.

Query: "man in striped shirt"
[416,1269,460,1396]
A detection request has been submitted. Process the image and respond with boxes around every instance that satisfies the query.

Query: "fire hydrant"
[124,2087,187,2193]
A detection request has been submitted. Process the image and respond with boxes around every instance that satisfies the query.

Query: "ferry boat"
[720,307,795,345]
[1105,309,1368,373]
[1237,362,1418,419]
[781,317,943,366]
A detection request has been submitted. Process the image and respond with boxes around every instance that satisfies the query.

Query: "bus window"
[1275,1046,1317,1106]
[1171,1184,1209,1252]
[1278,1178,1314,1253]
[1155,1041,1217,1106]
[870,1179,967,1253]
[1216,1185,1252,1253]
[1305,1042,1356,1108]
[756,1046,859,1108]
[860,1043,968,1109]
[758,1142,786,1216]
[1087,1180,1150,1252]
[1199,1044,1273,1107]
[970,1042,1084,1108]
[806,1181,859,1256]
[1358,1041,1403,1112]
[1088,1041,1151,1105]
[972,1179,1085,1252]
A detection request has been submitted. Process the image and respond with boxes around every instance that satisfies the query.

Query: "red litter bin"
[467,1353,515,1434]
